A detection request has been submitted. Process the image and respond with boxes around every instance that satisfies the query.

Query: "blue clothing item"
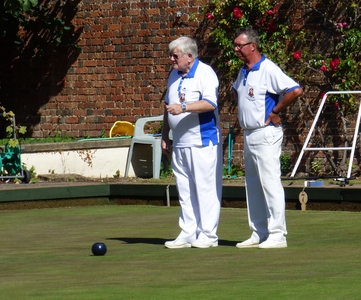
[165,58,221,147]
[233,55,301,129]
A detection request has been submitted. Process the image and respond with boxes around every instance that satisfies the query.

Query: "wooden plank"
[0,184,110,202]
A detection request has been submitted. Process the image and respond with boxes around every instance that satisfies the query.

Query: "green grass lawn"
[0,205,360,299]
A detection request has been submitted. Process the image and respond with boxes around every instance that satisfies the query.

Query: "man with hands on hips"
[162,36,223,249]
[232,28,303,249]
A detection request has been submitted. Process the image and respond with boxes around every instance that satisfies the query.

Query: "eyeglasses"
[233,42,252,50]
[170,53,185,60]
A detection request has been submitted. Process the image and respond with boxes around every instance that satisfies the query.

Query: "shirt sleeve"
[200,66,219,107]
[266,63,300,95]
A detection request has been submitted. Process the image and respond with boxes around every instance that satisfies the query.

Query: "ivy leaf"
[7,139,19,148]
[19,126,27,134]
[30,0,38,7]
[22,0,31,12]
[6,125,13,134]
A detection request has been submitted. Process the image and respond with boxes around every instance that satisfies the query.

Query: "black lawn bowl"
[91,242,107,256]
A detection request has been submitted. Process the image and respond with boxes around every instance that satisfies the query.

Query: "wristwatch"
[181,102,187,113]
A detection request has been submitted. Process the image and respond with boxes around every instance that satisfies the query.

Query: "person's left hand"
[166,104,182,115]
[265,112,282,127]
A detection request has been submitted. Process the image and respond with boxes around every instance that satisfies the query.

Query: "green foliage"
[160,162,173,179]
[3,0,78,50]
[204,0,361,113]
[23,134,77,144]
[5,0,39,13]
[0,106,27,147]
[203,0,361,176]
[28,165,38,183]
[280,154,291,175]
[113,170,120,178]
[67,176,76,181]
[223,164,244,177]
[205,0,288,78]
[311,158,322,175]
[99,129,107,138]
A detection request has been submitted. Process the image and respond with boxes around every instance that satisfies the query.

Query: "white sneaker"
[236,238,259,248]
[191,238,218,249]
[164,239,191,249]
[258,239,287,249]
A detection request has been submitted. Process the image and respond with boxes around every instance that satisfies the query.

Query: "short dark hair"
[234,27,260,45]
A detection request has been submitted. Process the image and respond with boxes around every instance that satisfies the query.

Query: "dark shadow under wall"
[0,0,83,137]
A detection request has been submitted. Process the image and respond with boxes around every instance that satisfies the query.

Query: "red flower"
[206,13,214,20]
[293,51,301,60]
[337,22,348,29]
[233,7,243,19]
[265,22,275,33]
[266,7,277,15]
[334,102,340,109]
[320,65,327,72]
[259,18,266,26]
[330,58,340,71]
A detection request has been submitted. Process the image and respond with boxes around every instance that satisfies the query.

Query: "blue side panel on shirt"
[199,111,218,146]
[265,92,279,125]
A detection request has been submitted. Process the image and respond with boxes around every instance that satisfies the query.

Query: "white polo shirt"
[165,58,221,147]
[233,55,301,129]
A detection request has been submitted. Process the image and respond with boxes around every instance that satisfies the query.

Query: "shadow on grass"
[107,237,167,245]
[107,237,237,246]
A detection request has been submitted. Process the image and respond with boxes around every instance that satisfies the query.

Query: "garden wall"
[2,0,360,176]
[20,138,134,178]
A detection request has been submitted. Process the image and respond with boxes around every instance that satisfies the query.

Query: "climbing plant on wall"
[0,0,82,138]
[202,0,361,176]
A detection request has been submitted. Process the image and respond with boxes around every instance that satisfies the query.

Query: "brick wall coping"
[19,137,132,153]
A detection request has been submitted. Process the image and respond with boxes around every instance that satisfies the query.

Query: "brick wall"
[3,0,359,176]
[32,0,208,138]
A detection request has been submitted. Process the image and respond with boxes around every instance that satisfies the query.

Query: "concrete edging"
[1,183,361,211]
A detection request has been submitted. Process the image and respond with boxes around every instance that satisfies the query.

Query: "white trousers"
[244,126,287,242]
[172,142,222,243]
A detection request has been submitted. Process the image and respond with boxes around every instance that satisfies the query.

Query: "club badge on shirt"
[247,86,255,101]
[179,87,186,102]
[180,92,186,102]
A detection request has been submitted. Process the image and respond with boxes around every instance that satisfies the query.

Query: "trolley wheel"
[22,169,31,183]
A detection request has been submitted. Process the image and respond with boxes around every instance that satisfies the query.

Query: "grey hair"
[234,27,260,45]
[169,36,198,58]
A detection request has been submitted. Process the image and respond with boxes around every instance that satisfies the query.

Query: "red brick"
[14,0,345,174]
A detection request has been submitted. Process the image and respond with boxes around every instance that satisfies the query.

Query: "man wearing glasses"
[162,36,222,249]
[232,28,303,249]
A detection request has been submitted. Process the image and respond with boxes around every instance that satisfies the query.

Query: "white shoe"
[258,239,287,249]
[191,238,218,249]
[236,238,259,248]
[164,239,191,249]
